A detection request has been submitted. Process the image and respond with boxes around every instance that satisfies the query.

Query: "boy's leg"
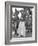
[15,21,19,36]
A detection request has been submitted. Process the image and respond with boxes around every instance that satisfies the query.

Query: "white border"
[10,5,35,42]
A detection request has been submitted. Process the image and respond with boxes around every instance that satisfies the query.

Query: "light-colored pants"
[17,21,26,37]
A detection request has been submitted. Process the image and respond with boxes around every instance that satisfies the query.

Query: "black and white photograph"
[5,2,37,44]
[11,7,32,38]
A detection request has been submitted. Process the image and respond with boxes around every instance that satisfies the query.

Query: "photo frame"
[5,1,37,44]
